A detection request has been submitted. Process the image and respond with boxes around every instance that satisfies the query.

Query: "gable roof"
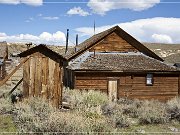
[66,26,163,61]
[18,44,67,61]
[69,53,178,72]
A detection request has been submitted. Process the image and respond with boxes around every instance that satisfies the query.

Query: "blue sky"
[0,0,180,45]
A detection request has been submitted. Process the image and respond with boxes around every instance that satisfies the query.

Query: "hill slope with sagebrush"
[0,42,179,64]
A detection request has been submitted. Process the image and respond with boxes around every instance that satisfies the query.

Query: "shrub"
[101,102,117,116]
[122,99,142,118]
[101,103,130,128]
[0,98,13,115]
[13,97,55,132]
[137,100,169,124]
[63,88,84,109]
[63,89,109,109]
[45,111,85,133]
[82,90,109,107]
[111,107,130,128]
[83,106,102,119]
[45,111,113,133]
[166,97,180,121]
[13,96,113,133]
[117,98,134,105]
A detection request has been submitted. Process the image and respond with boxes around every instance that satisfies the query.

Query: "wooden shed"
[66,26,180,101]
[19,45,67,108]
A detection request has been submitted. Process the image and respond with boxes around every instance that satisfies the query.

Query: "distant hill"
[0,42,180,64]
[144,43,180,64]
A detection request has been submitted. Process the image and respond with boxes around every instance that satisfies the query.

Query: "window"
[146,74,153,85]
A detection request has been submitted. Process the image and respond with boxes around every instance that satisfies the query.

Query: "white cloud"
[87,0,160,15]
[42,16,59,20]
[152,34,173,44]
[37,13,42,17]
[0,31,66,45]
[0,0,43,6]
[75,17,180,44]
[67,7,90,16]
[0,32,6,37]
[25,17,34,23]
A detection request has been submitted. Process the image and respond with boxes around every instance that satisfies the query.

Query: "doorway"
[108,79,118,101]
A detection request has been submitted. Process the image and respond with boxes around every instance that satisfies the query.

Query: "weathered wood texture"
[0,58,29,86]
[119,75,179,101]
[74,72,179,101]
[0,64,6,80]
[23,52,63,108]
[89,32,138,52]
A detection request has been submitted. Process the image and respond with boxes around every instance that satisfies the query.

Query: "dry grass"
[2,89,180,133]
[137,100,169,124]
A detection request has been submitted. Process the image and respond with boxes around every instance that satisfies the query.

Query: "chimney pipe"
[76,34,78,46]
[93,49,96,58]
[75,34,78,52]
[65,29,69,54]
[5,43,8,60]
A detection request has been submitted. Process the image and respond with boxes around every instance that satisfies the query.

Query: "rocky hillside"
[0,42,180,64]
[144,43,180,64]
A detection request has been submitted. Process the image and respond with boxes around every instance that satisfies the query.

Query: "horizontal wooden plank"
[89,32,138,52]
[76,77,108,80]
[126,95,177,100]
[76,80,107,86]
[76,85,107,89]
[123,92,178,96]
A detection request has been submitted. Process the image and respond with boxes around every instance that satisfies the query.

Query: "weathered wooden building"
[19,45,67,108]
[66,26,180,101]
[18,25,180,102]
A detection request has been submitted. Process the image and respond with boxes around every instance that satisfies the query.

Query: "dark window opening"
[146,74,153,86]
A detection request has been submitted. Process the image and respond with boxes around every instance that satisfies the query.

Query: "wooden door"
[108,80,118,101]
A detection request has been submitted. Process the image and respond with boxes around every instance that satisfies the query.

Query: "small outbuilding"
[19,45,67,108]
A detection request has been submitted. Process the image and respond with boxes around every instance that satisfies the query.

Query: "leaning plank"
[0,57,29,87]
[8,78,23,95]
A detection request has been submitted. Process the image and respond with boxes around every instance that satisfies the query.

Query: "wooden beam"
[8,78,23,95]
[23,58,30,98]
[0,57,29,87]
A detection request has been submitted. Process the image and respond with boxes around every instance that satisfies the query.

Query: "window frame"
[146,73,154,86]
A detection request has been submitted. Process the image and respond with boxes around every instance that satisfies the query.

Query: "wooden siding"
[74,72,179,101]
[119,75,179,101]
[23,52,63,108]
[89,32,138,52]
[75,76,108,93]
